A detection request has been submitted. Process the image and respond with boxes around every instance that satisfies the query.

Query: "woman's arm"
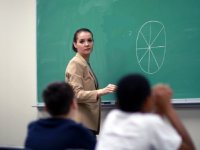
[66,60,98,103]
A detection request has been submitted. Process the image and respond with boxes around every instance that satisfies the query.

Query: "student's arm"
[153,84,195,150]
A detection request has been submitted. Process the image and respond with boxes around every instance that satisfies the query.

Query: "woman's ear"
[73,42,77,49]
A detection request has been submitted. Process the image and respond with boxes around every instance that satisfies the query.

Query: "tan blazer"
[65,53,101,132]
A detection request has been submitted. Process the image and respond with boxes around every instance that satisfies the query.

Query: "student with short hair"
[25,82,96,150]
[96,74,195,150]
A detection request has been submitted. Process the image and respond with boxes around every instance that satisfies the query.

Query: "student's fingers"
[153,84,172,98]
[153,84,173,113]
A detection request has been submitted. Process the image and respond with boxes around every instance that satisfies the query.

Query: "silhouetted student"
[96,74,195,150]
[25,82,96,150]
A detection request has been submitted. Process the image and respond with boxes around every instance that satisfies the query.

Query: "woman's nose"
[85,41,89,46]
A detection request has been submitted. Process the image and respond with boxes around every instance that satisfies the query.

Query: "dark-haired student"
[96,74,195,150]
[25,82,96,150]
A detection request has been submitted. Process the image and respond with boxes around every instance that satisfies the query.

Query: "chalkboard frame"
[36,0,200,106]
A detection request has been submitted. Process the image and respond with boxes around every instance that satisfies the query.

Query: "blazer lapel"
[76,53,99,89]
[87,62,99,89]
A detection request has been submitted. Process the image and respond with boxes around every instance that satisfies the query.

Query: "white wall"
[0,0,200,149]
[0,0,37,147]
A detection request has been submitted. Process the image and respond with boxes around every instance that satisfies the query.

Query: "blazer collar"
[75,53,98,89]
[75,53,89,64]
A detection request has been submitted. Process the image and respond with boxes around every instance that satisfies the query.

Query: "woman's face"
[73,31,93,58]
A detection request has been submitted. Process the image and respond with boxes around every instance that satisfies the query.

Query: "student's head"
[42,82,75,117]
[72,28,94,54]
[116,74,152,112]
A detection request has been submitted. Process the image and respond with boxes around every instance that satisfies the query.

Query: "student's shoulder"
[141,113,169,130]
[65,121,96,140]
[27,119,45,129]
[70,121,91,133]
[64,119,89,131]
[103,109,130,126]
[107,109,120,116]
[144,113,164,123]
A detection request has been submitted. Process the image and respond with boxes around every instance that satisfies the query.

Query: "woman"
[65,28,116,134]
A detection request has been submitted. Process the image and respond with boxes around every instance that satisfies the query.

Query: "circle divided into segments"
[136,21,166,74]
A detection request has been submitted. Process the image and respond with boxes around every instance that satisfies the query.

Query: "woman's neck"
[78,53,90,61]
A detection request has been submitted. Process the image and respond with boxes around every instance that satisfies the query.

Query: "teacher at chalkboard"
[65,28,116,135]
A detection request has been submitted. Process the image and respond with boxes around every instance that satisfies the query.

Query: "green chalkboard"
[37,0,200,104]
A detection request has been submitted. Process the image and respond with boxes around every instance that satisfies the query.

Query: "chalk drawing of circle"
[136,21,166,74]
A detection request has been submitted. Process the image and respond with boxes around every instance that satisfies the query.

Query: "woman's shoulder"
[66,57,87,74]
[68,55,87,66]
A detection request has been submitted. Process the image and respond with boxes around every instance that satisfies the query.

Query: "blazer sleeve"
[66,60,98,103]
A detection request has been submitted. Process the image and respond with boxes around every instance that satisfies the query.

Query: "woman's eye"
[88,39,93,42]
[79,40,84,44]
